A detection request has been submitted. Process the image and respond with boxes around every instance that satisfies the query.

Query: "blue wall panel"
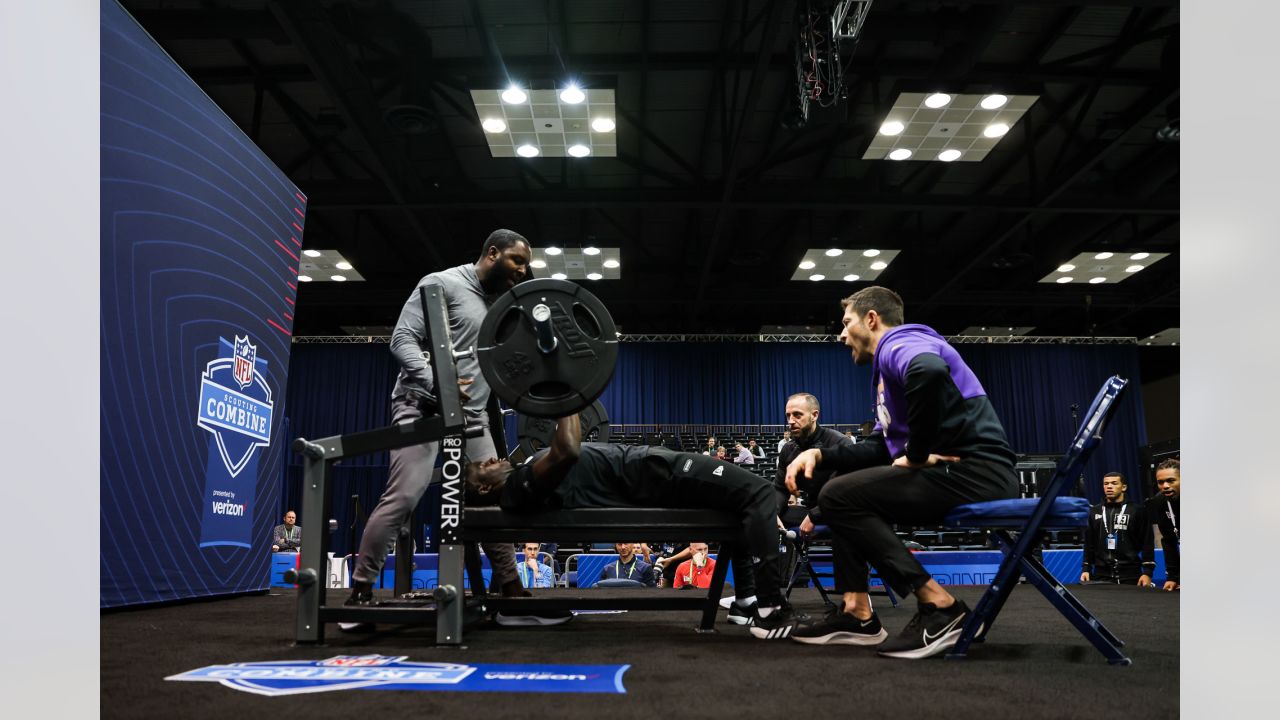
[100,0,305,607]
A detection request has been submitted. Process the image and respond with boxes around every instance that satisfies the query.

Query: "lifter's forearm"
[550,412,582,462]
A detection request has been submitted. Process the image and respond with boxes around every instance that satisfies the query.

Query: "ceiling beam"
[267,0,446,269]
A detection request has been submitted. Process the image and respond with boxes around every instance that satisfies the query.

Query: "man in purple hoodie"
[777,286,1018,659]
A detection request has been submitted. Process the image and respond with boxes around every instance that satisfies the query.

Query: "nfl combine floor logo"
[166,656,630,695]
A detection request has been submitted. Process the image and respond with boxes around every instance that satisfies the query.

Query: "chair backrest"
[1041,375,1129,507]
[596,578,646,588]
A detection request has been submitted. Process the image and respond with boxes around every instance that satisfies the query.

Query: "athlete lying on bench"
[464,413,801,639]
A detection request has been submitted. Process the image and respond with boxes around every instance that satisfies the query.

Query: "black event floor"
[101,585,1178,719]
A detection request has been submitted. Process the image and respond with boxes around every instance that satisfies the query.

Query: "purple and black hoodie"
[823,324,1017,471]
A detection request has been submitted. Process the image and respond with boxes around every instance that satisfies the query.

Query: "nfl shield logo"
[233,336,256,389]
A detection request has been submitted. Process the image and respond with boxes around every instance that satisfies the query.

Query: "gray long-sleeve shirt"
[390,263,494,421]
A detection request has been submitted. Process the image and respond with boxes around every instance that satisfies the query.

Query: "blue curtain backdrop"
[282,341,1149,552]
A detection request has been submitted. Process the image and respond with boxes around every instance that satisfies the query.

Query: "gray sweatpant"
[353,394,518,587]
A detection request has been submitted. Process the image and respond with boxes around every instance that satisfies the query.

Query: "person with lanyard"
[599,542,656,586]
[1146,457,1180,591]
[773,393,850,530]
[1080,472,1155,586]
[778,286,1020,658]
[518,542,555,589]
[272,510,302,552]
[673,543,718,589]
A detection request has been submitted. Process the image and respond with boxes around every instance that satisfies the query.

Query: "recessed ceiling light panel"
[791,249,900,281]
[1039,251,1171,284]
[472,88,617,158]
[864,92,1039,162]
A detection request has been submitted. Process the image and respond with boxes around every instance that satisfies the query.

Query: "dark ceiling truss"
[123,0,1179,339]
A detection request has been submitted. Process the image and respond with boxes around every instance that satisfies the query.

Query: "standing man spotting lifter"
[347,229,532,608]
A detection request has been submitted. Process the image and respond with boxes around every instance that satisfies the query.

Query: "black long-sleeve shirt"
[773,426,866,524]
[1082,500,1155,582]
[1146,495,1180,583]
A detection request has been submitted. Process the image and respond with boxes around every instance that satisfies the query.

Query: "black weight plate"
[477,278,618,419]
[516,400,611,457]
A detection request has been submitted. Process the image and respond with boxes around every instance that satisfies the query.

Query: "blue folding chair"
[943,375,1131,665]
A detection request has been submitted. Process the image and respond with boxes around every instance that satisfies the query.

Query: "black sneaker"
[748,606,806,640]
[790,606,887,646]
[726,601,758,626]
[494,610,574,627]
[876,600,971,659]
[344,586,374,606]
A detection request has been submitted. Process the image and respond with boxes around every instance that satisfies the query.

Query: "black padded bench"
[433,507,745,644]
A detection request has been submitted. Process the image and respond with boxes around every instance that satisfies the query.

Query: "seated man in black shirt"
[464,413,798,639]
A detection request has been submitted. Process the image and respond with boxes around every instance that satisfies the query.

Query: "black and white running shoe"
[748,606,806,640]
[876,600,971,659]
[790,606,888,646]
[726,601,758,626]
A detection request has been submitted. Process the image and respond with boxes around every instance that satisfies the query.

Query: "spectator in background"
[749,439,767,460]
[600,542,656,586]
[518,542,555,589]
[735,442,755,465]
[777,430,792,453]
[774,393,848,529]
[1080,472,1154,586]
[715,446,728,461]
[272,510,301,553]
[843,430,856,442]
[674,543,717,589]
[653,543,693,588]
[1147,458,1180,591]
[704,437,718,455]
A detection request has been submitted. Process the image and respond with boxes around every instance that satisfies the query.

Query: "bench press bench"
[427,507,744,644]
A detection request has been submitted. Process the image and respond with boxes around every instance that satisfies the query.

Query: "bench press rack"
[288,284,744,646]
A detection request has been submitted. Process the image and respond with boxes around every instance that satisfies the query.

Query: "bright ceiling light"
[516,144,540,157]
[1094,252,1113,260]
[862,249,880,257]
[924,93,952,108]
[825,248,843,257]
[298,275,313,282]
[567,144,591,157]
[530,259,547,269]
[551,272,568,280]
[1125,265,1145,273]
[980,94,1008,110]
[983,123,1010,138]
[888,148,912,160]
[303,249,321,258]
[870,261,888,270]
[879,120,905,136]
[602,259,620,269]
[1130,252,1150,260]
[809,274,826,281]
[481,118,507,133]
[799,260,816,270]
[1089,277,1106,284]
[591,118,615,133]
[583,246,601,255]
[335,261,352,270]
[501,86,527,104]
[544,246,562,255]
[331,275,347,282]
[1056,276,1073,284]
[586,272,603,281]
[938,149,962,162]
[559,84,586,104]
[843,274,860,282]
[1057,264,1075,272]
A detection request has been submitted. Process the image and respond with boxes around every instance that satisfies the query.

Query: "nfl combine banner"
[100,0,303,606]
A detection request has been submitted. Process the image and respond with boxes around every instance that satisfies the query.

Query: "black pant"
[635,449,783,605]
[817,459,1017,598]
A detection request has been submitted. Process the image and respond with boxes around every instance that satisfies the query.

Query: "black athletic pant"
[633,449,783,605]
[817,459,1017,599]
